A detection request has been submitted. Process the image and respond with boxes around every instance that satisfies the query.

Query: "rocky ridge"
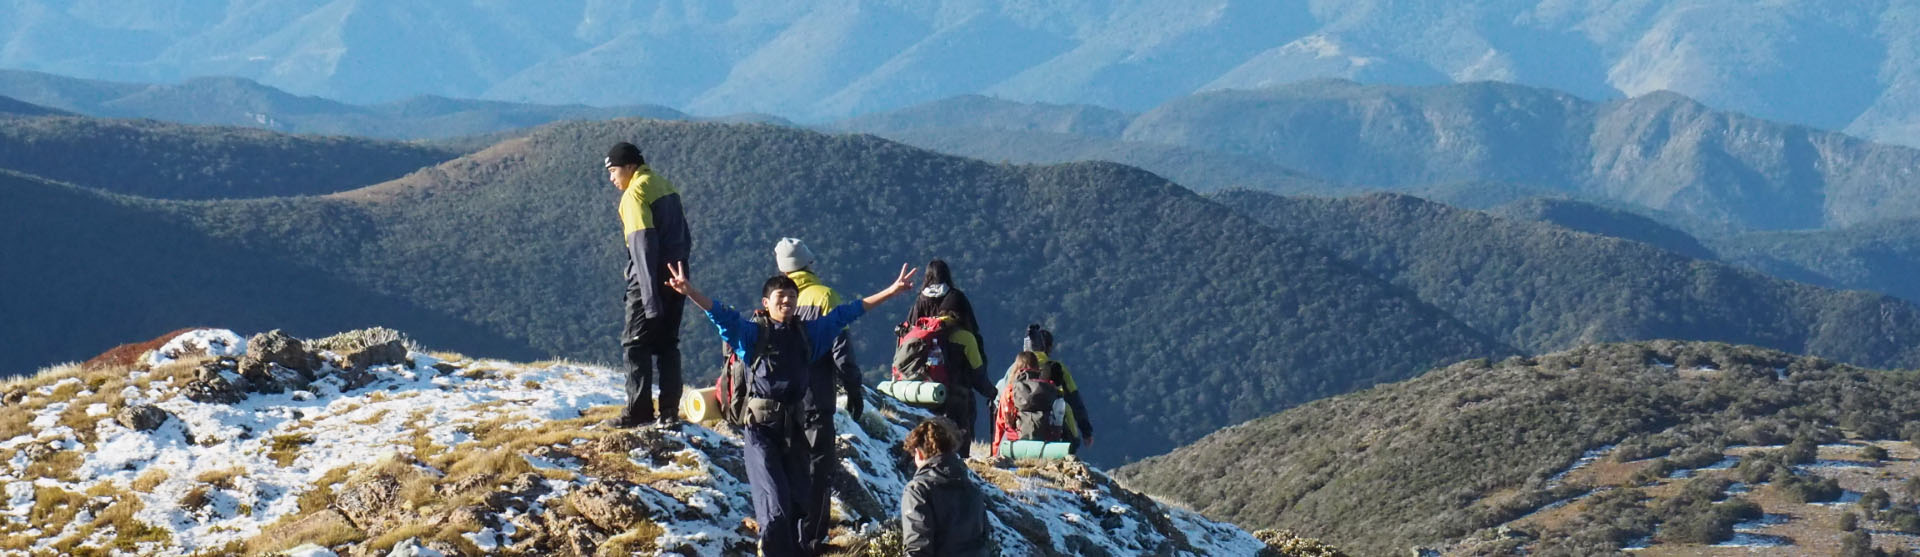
[0,328,1301,556]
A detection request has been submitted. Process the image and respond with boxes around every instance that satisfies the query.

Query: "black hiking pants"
[937,390,978,458]
[621,287,685,422]
[800,330,857,552]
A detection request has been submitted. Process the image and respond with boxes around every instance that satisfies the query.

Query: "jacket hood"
[918,452,970,485]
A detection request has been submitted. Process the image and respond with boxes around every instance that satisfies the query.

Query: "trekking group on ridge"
[602,141,1096,556]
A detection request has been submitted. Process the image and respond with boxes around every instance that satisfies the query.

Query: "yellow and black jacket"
[788,269,861,409]
[617,166,692,318]
[935,316,995,400]
[1033,352,1093,439]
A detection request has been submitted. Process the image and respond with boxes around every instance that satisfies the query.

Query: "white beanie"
[775,237,815,273]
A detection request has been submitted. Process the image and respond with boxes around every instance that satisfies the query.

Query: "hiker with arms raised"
[665,261,916,556]
[606,142,692,429]
[772,238,867,553]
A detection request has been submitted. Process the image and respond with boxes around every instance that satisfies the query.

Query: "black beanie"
[605,142,645,168]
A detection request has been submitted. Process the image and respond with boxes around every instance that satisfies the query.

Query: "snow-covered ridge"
[0,328,1276,556]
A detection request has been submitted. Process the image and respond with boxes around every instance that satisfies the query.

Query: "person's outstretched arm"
[663,262,754,351]
[663,262,712,311]
[808,264,919,347]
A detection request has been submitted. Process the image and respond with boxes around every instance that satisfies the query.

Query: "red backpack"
[890,317,951,384]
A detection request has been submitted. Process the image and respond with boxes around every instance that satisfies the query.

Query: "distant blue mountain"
[4,1,1918,146]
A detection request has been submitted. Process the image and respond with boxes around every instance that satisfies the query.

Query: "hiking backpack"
[890,317,952,383]
[714,312,806,427]
[1002,363,1067,443]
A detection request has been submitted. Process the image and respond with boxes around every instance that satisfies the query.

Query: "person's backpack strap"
[749,313,774,367]
[795,316,812,363]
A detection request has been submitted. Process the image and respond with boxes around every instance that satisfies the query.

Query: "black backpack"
[1006,363,1066,442]
[715,312,808,427]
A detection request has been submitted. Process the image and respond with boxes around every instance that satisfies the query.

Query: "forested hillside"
[1213,190,1920,369]
[0,116,461,199]
[1715,220,1920,307]
[0,170,545,374]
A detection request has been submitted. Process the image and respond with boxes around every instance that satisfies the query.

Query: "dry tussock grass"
[131,468,170,493]
[195,467,246,490]
[268,433,316,467]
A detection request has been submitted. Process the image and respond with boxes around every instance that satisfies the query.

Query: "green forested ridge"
[0,116,461,199]
[1212,190,1920,369]
[0,169,544,374]
[1491,197,1718,261]
[1714,219,1920,306]
[835,125,1345,195]
[1116,341,1920,554]
[6,119,1506,464]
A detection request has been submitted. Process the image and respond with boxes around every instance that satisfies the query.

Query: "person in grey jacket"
[901,418,989,557]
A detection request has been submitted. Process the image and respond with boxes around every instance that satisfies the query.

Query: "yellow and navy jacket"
[617,166,692,318]
[788,269,861,408]
[935,316,995,400]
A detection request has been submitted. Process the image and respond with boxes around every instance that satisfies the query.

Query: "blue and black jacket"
[703,299,866,405]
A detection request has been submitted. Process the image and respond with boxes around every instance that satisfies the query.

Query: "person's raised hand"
[664,261,694,295]
[886,263,919,297]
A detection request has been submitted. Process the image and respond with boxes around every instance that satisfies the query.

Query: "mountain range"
[843,80,1920,234]
[0,69,685,139]
[8,0,1920,149]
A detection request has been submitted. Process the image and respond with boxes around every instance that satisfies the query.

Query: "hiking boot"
[652,415,685,430]
[604,415,649,429]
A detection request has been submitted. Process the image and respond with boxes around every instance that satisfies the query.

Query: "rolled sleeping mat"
[1005,440,1074,460]
[681,387,723,424]
[876,380,946,406]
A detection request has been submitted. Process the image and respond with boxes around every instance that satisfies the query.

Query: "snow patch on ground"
[146,329,245,367]
[1547,444,1617,487]
[2,328,1265,555]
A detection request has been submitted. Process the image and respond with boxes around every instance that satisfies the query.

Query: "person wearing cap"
[774,238,865,553]
[605,141,693,428]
